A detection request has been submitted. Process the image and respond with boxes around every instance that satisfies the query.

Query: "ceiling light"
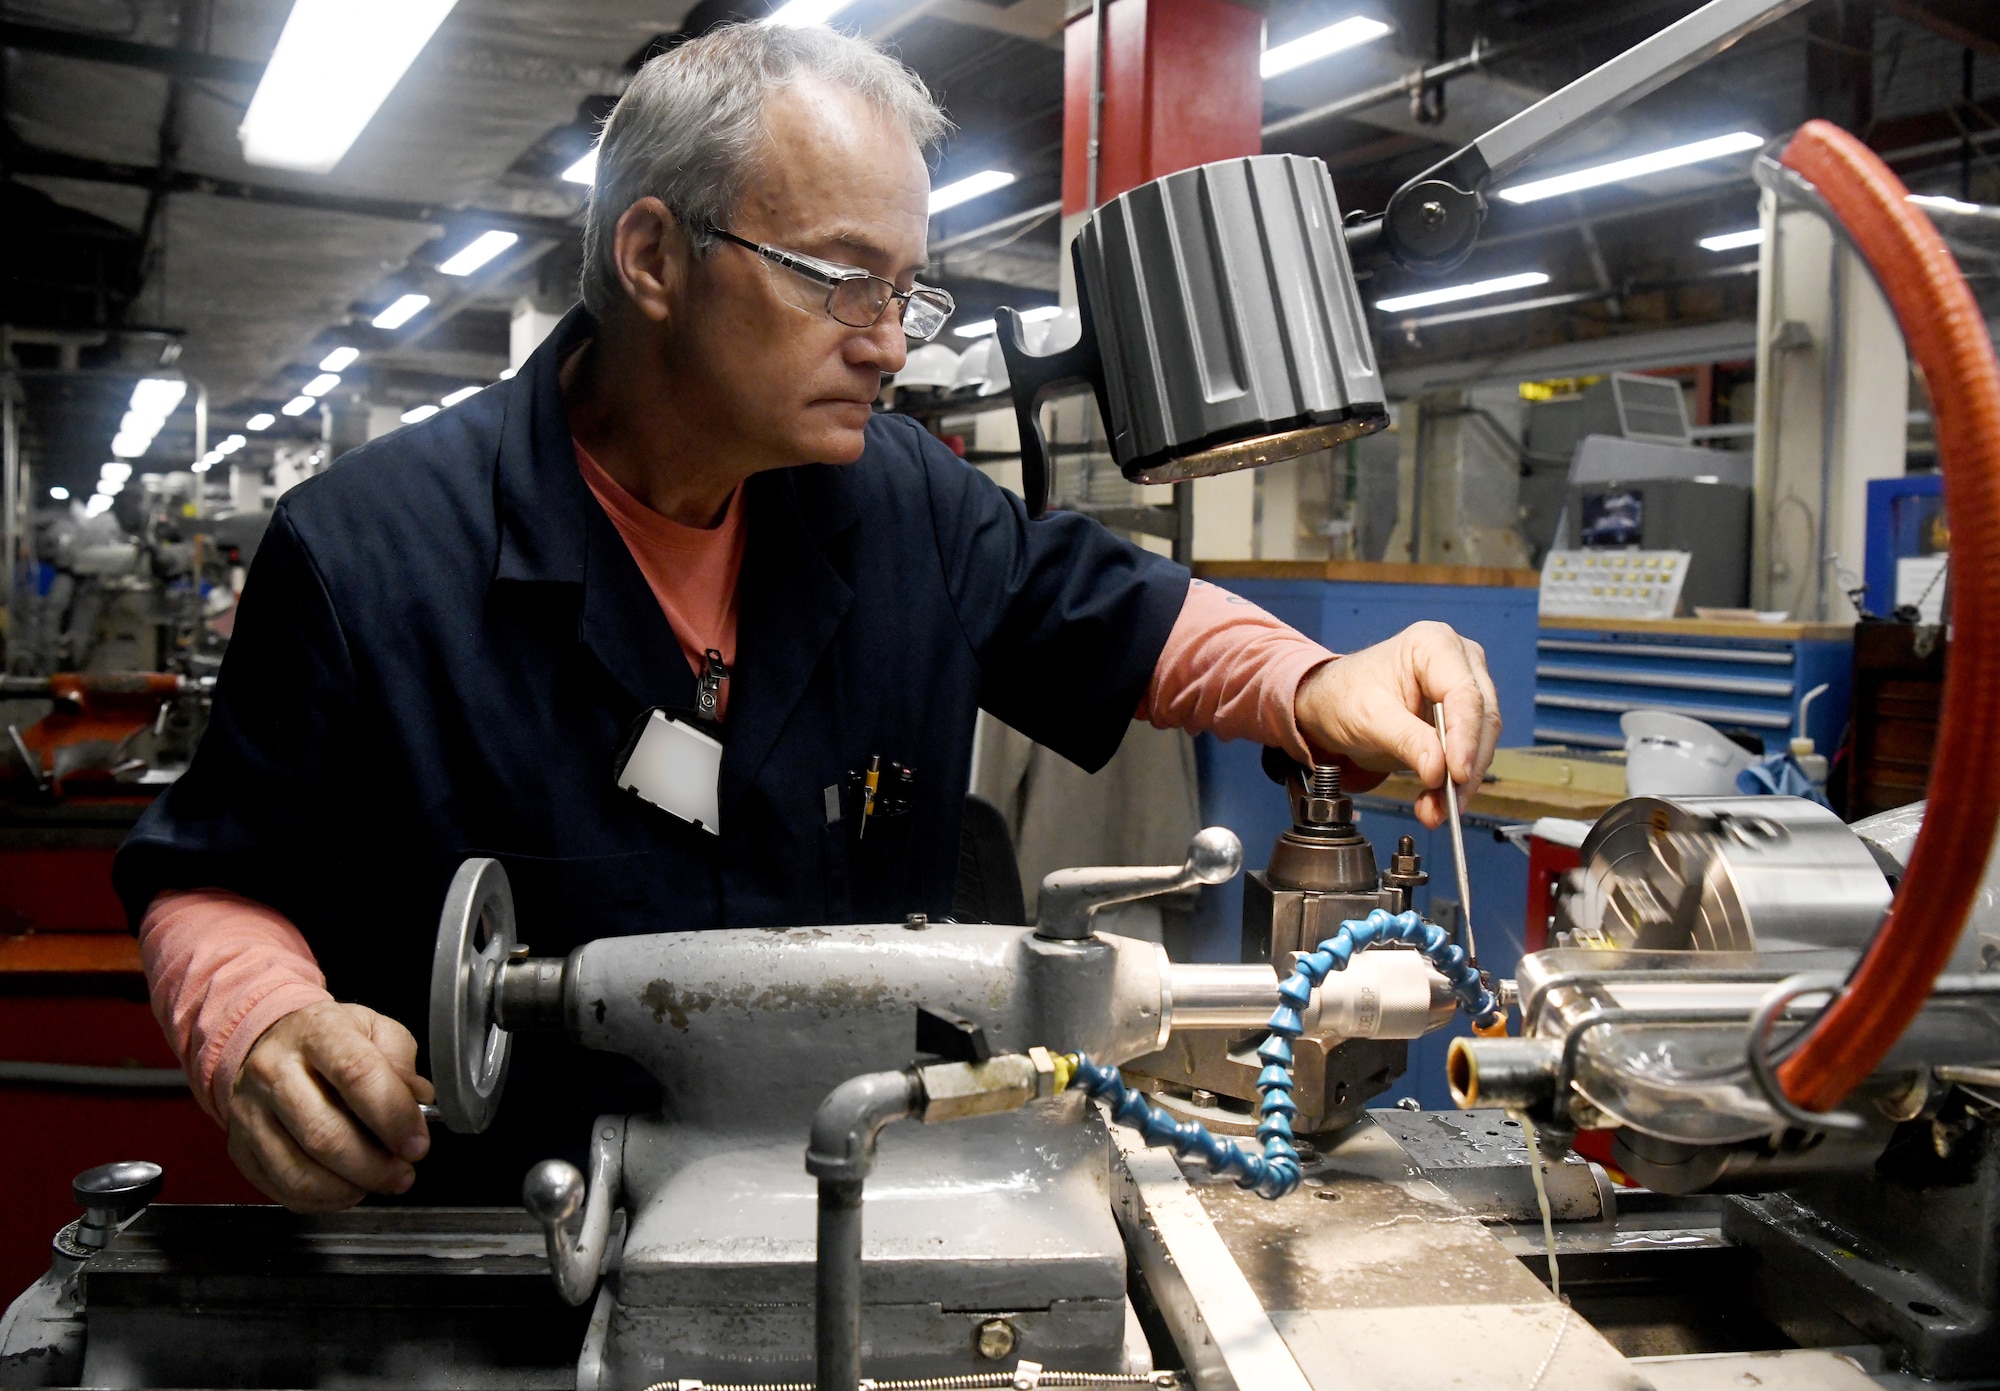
[85,494,113,517]
[110,432,151,458]
[1699,228,1763,251]
[320,345,360,372]
[1909,193,1983,215]
[192,461,212,473]
[440,385,481,407]
[930,170,1016,216]
[952,305,1062,340]
[303,373,342,397]
[221,434,247,452]
[766,0,852,28]
[130,378,187,417]
[101,462,133,484]
[1496,131,1763,205]
[561,148,597,185]
[373,293,431,330]
[281,395,317,417]
[1375,271,1550,313]
[238,0,460,173]
[245,413,276,431]
[438,230,519,276]
[98,479,125,496]
[49,486,69,501]
[1261,15,1392,80]
[401,404,440,423]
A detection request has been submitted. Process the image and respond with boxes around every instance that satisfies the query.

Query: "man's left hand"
[1293,621,1500,829]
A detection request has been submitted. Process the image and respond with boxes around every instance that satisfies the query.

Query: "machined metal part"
[1371,1108,1616,1223]
[429,857,518,1134]
[1559,795,1892,953]
[1037,827,1242,942]
[524,1117,626,1308]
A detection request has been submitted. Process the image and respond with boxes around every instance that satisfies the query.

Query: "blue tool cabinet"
[1531,617,1854,754]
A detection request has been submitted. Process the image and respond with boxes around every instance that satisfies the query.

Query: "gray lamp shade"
[998,154,1389,516]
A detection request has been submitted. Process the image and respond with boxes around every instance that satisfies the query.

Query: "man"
[118,23,1499,1213]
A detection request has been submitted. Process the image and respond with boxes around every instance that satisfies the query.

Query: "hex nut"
[975,1317,1017,1360]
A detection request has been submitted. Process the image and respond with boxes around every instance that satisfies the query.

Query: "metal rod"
[815,1178,866,1391]
[1086,0,1109,212]
[1434,703,1477,965]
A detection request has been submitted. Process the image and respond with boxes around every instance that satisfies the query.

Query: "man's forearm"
[139,890,333,1122]
[1136,578,1383,787]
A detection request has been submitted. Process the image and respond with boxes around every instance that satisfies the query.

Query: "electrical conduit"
[1773,120,2000,1112]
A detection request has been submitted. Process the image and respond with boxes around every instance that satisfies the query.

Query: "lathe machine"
[9,751,2000,1389]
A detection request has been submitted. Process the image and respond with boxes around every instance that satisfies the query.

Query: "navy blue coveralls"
[114,307,1189,1199]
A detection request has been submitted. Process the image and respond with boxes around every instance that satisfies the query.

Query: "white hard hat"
[894,343,961,389]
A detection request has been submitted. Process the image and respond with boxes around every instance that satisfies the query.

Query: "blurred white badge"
[615,710,722,835]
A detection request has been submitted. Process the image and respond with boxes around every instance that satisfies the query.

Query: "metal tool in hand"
[1433,703,1478,967]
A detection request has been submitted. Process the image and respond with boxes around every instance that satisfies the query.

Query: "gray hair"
[579,23,949,317]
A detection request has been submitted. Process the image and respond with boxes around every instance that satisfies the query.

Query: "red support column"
[1061,0,1265,216]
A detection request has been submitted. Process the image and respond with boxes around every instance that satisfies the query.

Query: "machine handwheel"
[429,857,517,1133]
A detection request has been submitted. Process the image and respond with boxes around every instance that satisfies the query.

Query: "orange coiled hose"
[1773,121,2000,1112]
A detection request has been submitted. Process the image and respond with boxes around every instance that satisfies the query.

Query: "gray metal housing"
[1078,154,1387,481]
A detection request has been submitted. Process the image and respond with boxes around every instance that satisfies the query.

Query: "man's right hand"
[226,1000,435,1213]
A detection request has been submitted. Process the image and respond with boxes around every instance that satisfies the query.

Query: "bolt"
[1315,1188,1343,1202]
[1420,199,1447,227]
[975,1318,1017,1360]
[1190,1089,1217,1107]
[1396,1097,1422,1112]
[904,913,929,931]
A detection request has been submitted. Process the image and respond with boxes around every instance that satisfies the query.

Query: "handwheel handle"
[429,858,517,1134]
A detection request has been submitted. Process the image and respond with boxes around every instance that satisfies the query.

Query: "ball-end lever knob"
[72,1161,163,1250]
[1186,827,1244,885]
[523,1159,586,1232]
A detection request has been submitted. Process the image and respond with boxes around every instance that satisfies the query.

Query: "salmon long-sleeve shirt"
[142,445,1346,1122]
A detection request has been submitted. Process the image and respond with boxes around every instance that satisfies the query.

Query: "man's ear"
[612,197,688,324]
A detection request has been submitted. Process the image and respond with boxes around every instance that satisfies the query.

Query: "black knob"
[73,1161,163,1249]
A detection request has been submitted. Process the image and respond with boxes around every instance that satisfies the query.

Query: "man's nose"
[848,310,909,374]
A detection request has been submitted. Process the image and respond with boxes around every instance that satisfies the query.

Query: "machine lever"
[522,1116,625,1307]
[1035,827,1243,941]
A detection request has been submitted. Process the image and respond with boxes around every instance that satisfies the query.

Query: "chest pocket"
[470,849,673,954]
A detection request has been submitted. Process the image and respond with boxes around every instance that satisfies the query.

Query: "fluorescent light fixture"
[440,385,481,407]
[766,0,852,28]
[953,305,1062,340]
[930,170,1015,216]
[111,432,150,458]
[245,413,276,431]
[49,486,69,501]
[319,345,360,372]
[98,479,124,496]
[438,230,519,276]
[221,434,247,452]
[303,373,342,397]
[192,461,211,473]
[561,147,597,185]
[130,378,187,418]
[1496,131,1763,205]
[401,404,440,424]
[1910,193,1983,215]
[1699,227,1764,251]
[1261,15,1392,80]
[281,395,317,417]
[85,494,113,517]
[238,0,460,173]
[373,293,431,330]
[1375,271,1549,313]
[101,462,133,484]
